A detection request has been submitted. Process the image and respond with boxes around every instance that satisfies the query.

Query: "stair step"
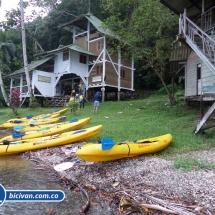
[46,96,70,107]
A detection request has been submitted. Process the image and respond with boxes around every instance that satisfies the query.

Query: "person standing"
[92,91,101,113]
[79,94,85,109]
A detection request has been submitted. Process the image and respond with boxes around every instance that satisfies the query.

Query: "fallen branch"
[144,194,196,215]
[122,203,177,214]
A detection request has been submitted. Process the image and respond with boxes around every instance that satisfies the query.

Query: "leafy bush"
[43,100,50,107]
[11,88,20,108]
[65,101,79,111]
[175,89,184,98]
[29,97,40,108]
[156,84,184,96]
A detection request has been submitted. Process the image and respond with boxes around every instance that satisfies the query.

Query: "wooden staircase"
[179,13,215,74]
[47,96,70,107]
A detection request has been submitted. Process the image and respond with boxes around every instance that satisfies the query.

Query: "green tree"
[102,0,178,104]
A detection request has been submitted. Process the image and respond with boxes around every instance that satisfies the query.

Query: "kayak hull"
[76,134,172,162]
[0,117,91,142]
[0,116,67,129]
[0,125,103,155]
[7,108,68,122]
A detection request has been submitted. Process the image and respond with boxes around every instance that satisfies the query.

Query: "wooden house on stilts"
[5,13,135,107]
[160,0,215,134]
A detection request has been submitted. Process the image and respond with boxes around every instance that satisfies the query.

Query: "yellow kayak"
[0,117,90,143]
[0,125,103,155]
[7,108,68,122]
[76,134,172,162]
[0,116,67,129]
[13,118,84,133]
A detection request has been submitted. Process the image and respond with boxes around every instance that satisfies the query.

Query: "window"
[80,54,87,64]
[197,64,201,80]
[120,69,125,78]
[63,51,69,61]
[97,40,104,50]
[96,65,103,74]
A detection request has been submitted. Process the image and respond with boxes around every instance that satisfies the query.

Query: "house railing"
[202,6,215,34]
[11,85,28,95]
[179,10,215,73]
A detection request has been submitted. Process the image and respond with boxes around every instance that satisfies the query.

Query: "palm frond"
[5,42,16,58]
[2,46,11,61]
[0,42,16,61]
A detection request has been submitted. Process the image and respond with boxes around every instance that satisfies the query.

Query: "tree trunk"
[0,68,10,106]
[155,70,175,105]
[20,0,33,98]
[0,54,10,106]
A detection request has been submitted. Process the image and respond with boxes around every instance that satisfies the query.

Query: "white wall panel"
[54,53,70,76]
[70,50,88,77]
[33,70,55,97]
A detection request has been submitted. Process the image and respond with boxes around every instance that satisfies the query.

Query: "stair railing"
[202,6,215,33]
[179,10,215,71]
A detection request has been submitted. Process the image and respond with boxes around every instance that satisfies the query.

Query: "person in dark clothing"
[79,94,85,109]
[92,92,101,113]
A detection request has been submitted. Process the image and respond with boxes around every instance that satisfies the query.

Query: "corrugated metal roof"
[84,14,113,36]
[34,43,97,57]
[68,44,97,56]
[160,0,215,18]
[59,14,113,36]
[5,56,54,77]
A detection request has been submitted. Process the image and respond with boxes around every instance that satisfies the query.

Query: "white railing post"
[179,15,181,34]
[184,9,187,35]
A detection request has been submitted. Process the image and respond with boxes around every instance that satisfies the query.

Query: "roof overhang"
[58,13,113,37]
[159,0,215,18]
[34,44,97,58]
[68,44,97,56]
[4,56,54,78]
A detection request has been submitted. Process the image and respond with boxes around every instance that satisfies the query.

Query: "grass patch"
[1,94,215,156]
[172,157,215,171]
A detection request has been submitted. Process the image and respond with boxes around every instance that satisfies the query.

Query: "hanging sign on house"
[92,76,102,82]
[38,75,51,83]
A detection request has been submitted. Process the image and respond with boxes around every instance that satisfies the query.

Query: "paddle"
[12,133,26,139]
[59,116,66,120]
[11,120,24,124]
[70,118,78,122]
[101,138,116,150]
[13,124,38,131]
[13,126,25,131]
[26,115,33,119]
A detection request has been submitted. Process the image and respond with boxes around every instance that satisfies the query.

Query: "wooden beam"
[194,101,215,134]
[187,0,202,12]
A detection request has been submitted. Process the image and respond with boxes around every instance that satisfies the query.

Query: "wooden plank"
[194,101,215,134]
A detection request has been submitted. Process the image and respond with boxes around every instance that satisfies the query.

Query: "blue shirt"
[93,93,100,102]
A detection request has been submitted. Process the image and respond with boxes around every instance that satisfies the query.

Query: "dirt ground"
[21,141,215,215]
